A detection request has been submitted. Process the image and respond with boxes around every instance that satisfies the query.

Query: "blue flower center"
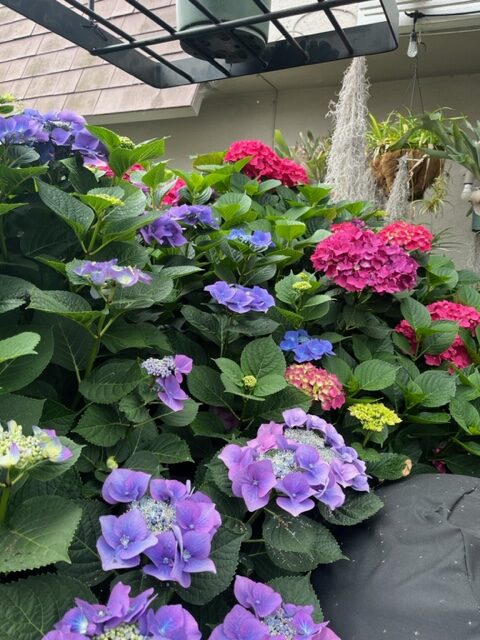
[130,496,176,535]
[260,450,297,478]
[284,428,336,462]
[264,610,295,639]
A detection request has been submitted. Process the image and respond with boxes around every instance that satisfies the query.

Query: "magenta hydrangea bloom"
[97,470,221,588]
[141,354,193,412]
[219,408,369,514]
[209,576,340,640]
[311,225,418,294]
[42,582,201,640]
[205,281,275,314]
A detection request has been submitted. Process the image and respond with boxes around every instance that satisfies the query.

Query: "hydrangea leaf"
[36,179,94,239]
[0,393,45,428]
[240,336,286,379]
[74,405,128,447]
[56,500,109,586]
[187,365,232,407]
[400,297,431,331]
[155,399,199,428]
[0,496,82,573]
[263,510,344,571]
[353,359,398,391]
[79,360,146,404]
[0,573,94,640]
[318,491,384,526]
[0,332,40,363]
[414,370,456,408]
[28,290,103,326]
[255,386,311,421]
[175,515,248,605]
[0,326,53,395]
[149,433,193,463]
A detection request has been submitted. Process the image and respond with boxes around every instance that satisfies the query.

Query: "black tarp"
[313,474,480,640]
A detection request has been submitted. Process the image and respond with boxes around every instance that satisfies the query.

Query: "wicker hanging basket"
[371,149,444,200]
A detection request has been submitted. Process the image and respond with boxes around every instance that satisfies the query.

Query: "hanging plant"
[367,111,451,200]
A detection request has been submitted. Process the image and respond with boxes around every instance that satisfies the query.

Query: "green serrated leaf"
[0,573,94,640]
[318,491,383,526]
[240,337,286,379]
[353,359,398,391]
[75,405,128,446]
[268,575,323,622]
[0,496,82,573]
[36,179,94,239]
[56,500,108,586]
[0,332,40,363]
[79,361,146,404]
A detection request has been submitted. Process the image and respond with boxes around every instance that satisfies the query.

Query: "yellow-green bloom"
[242,375,257,390]
[348,403,401,432]
[292,281,312,291]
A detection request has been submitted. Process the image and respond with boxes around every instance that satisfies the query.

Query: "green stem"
[0,485,11,524]
[0,217,8,262]
[83,314,107,380]
[362,431,373,448]
[246,510,261,526]
[243,538,264,544]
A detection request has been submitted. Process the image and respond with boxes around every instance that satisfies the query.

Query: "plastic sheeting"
[312,474,480,639]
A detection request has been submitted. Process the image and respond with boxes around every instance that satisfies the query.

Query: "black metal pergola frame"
[1,0,399,89]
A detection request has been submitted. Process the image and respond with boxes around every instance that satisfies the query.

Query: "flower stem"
[362,431,372,448]
[83,314,107,380]
[0,485,11,524]
[0,217,8,262]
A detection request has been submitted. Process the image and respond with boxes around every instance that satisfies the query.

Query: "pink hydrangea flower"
[395,300,480,369]
[285,363,345,410]
[224,140,308,186]
[162,178,186,205]
[378,220,433,252]
[311,225,418,294]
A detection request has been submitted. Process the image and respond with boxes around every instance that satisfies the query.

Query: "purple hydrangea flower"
[219,409,369,515]
[102,468,150,504]
[141,354,193,412]
[140,215,187,247]
[209,576,341,640]
[280,330,334,363]
[44,582,201,639]
[73,259,152,298]
[97,472,221,587]
[0,114,48,144]
[97,510,157,569]
[140,204,218,247]
[228,228,274,251]
[71,129,107,163]
[169,204,219,228]
[141,604,201,640]
[205,281,275,314]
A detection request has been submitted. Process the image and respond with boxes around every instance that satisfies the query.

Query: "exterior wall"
[114,71,480,271]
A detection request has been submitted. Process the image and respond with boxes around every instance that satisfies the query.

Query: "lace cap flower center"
[264,610,295,639]
[260,450,297,478]
[130,496,176,534]
[284,428,336,462]
[95,623,145,640]
[141,356,176,378]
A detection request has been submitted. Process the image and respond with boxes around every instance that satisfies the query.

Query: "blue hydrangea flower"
[279,330,334,362]
[228,228,274,251]
[205,281,275,314]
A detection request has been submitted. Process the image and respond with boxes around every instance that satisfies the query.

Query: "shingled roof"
[0,1,202,122]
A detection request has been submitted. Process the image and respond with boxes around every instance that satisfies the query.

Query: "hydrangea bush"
[1,112,480,639]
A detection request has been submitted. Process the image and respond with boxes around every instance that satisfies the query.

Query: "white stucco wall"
[114,70,480,271]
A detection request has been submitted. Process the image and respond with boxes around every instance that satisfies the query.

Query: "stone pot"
[176,0,272,63]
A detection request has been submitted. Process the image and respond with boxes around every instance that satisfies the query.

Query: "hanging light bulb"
[407,29,418,57]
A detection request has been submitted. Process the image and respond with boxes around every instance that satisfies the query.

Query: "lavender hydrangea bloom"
[97,471,221,587]
[169,204,219,228]
[141,354,193,412]
[73,259,152,297]
[97,511,157,569]
[280,330,334,363]
[71,129,107,163]
[209,576,341,640]
[140,204,218,247]
[102,468,150,504]
[44,582,201,640]
[140,215,187,247]
[205,281,275,314]
[219,408,369,515]
[229,228,274,251]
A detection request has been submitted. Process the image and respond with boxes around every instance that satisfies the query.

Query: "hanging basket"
[176,0,272,63]
[371,149,444,200]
